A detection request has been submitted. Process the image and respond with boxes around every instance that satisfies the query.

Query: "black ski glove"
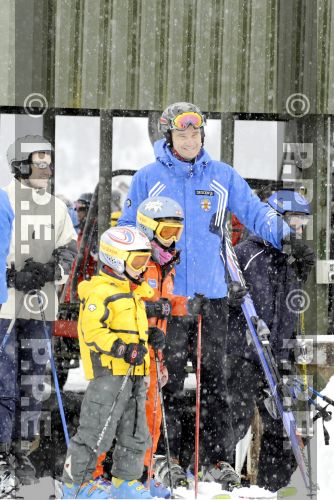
[145,298,172,319]
[227,281,248,308]
[187,293,211,316]
[148,326,166,351]
[283,239,315,281]
[22,259,61,282]
[7,268,46,293]
[110,339,147,366]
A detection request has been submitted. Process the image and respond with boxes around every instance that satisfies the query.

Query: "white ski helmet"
[137,196,184,245]
[7,135,53,179]
[99,226,151,275]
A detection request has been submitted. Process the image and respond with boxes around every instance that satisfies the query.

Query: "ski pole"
[35,291,70,447]
[148,317,167,485]
[194,313,202,499]
[74,366,132,499]
[147,367,159,485]
[155,353,174,499]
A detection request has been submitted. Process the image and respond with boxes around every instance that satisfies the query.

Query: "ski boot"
[140,466,170,498]
[10,439,38,485]
[147,479,170,498]
[0,446,19,499]
[154,455,188,489]
[110,477,152,499]
[61,478,112,499]
[202,461,240,491]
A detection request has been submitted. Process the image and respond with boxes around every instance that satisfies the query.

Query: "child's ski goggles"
[170,111,205,131]
[100,241,151,273]
[126,252,151,272]
[155,221,184,244]
[137,212,184,245]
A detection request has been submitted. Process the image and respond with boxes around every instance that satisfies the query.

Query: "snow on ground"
[18,371,334,499]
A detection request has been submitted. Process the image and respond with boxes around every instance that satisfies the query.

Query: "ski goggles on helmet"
[171,111,204,130]
[137,212,184,245]
[100,240,151,273]
[155,221,184,244]
[126,251,151,272]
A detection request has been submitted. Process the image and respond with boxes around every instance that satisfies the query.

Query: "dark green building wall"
[0,0,332,114]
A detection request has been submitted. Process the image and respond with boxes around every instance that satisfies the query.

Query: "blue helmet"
[267,190,311,215]
[137,196,184,243]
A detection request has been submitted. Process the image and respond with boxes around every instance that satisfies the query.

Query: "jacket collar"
[154,139,210,178]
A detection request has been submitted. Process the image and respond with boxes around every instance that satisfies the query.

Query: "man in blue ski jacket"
[0,189,14,307]
[118,102,310,488]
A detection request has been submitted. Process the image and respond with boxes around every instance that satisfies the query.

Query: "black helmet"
[158,102,206,147]
[77,192,93,208]
[7,135,53,179]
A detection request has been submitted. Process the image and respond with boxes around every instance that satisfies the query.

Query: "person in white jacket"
[0,135,77,497]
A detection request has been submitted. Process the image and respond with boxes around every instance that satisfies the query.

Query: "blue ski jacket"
[227,234,299,365]
[0,189,14,304]
[118,139,290,298]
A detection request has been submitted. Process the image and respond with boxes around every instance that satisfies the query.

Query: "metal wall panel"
[0,0,328,114]
[0,1,15,106]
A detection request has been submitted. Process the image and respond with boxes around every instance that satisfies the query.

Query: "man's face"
[171,126,202,160]
[75,202,89,223]
[285,212,310,236]
[27,152,52,189]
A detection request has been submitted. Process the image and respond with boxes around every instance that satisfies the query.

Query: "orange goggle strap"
[99,240,150,271]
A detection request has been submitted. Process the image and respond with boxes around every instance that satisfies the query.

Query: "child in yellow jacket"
[61,226,163,500]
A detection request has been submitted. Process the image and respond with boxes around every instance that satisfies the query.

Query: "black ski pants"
[227,356,297,491]
[162,298,235,466]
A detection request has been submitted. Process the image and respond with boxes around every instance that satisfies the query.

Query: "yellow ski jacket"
[77,272,154,379]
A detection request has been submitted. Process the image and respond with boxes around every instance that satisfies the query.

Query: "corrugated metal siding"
[53,0,281,112]
[0,0,329,113]
[0,1,15,106]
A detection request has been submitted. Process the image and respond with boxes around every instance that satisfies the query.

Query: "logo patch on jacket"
[195,190,214,196]
[200,199,212,211]
[148,279,157,288]
[88,304,97,311]
[126,198,131,207]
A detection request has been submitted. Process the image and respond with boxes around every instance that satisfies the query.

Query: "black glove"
[111,339,147,366]
[22,259,61,282]
[7,268,46,293]
[124,342,148,366]
[148,326,166,351]
[285,239,315,281]
[227,281,248,308]
[187,293,211,316]
[145,298,172,319]
[290,239,315,265]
